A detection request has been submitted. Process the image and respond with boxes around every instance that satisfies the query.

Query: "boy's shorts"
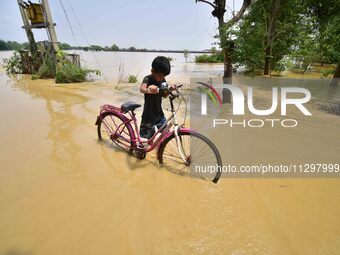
[140,116,166,139]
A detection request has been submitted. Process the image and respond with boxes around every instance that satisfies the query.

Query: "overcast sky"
[0,0,242,50]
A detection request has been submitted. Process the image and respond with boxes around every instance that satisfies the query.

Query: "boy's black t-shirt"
[141,75,165,124]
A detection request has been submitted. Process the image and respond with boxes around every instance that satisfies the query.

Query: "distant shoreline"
[0,49,211,54]
[0,39,212,54]
[107,49,210,54]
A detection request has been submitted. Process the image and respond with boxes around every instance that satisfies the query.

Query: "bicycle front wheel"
[158,131,222,183]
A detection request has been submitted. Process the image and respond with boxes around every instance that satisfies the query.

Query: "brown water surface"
[0,52,340,255]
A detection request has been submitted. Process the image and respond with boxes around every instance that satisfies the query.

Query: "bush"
[55,51,100,83]
[2,50,100,83]
[195,53,224,63]
[56,61,100,83]
[321,69,335,78]
[273,61,286,73]
[127,74,138,83]
[1,51,24,74]
[32,53,56,79]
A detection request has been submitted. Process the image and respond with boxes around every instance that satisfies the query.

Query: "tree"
[287,14,321,73]
[261,0,300,75]
[90,45,104,51]
[325,15,340,86]
[58,42,72,50]
[21,42,30,50]
[195,0,254,102]
[306,0,340,85]
[0,40,10,50]
[6,41,22,51]
[111,43,119,51]
[234,0,303,75]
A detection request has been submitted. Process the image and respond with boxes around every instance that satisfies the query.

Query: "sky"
[0,0,242,51]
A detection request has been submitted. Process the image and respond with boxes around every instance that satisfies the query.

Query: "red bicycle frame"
[97,93,189,155]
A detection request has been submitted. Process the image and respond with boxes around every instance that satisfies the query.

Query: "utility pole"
[16,0,79,77]
[17,0,59,53]
[17,0,38,55]
[41,0,59,52]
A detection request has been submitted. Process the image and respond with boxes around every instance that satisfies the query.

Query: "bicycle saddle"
[121,101,142,113]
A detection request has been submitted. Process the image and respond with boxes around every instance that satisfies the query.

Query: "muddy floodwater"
[1,51,340,254]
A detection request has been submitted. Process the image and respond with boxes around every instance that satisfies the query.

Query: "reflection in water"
[11,76,88,178]
[1,54,340,255]
[326,84,340,102]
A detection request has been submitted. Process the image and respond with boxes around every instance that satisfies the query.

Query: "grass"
[115,62,125,89]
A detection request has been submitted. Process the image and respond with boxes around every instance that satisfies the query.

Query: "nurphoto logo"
[199,82,312,128]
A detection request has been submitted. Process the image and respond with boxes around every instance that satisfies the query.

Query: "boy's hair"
[152,56,171,75]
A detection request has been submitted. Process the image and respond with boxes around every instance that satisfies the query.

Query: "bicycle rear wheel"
[158,131,222,183]
[97,112,135,151]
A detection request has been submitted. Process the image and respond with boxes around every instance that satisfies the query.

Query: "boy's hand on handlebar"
[162,85,176,98]
[148,85,159,94]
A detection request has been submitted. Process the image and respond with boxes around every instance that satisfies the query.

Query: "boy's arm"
[140,83,158,94]
[140,83,149,94]
[140,76,158,94]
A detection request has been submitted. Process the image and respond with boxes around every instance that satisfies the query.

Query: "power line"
[58,0,77,46]
[64,0,109,84]
[58,0,88,66]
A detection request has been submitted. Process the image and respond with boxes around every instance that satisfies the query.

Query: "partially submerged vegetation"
[32,53,56,79]
[2,51,24,74]
[319,103,340,116]
[2,50,99,83]
[127,74,138,83]
[195,52,224,63]
[54,51,100,83]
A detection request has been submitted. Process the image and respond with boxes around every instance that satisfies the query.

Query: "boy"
[139,56,171,139]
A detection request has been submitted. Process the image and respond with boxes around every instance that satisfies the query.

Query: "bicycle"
[95,83,222,183]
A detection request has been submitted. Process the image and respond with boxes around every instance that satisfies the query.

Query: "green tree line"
[0,40,185,53]
[232,0,339,76]
[196,0,340,85]
[0,40,127,52]
[0,40,30,51]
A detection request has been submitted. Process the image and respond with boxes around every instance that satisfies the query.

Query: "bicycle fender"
[95,115,101,125]
[157,127,193,160]
[96,106,129,126]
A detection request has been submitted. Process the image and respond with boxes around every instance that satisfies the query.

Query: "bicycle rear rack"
[100,104,122,114]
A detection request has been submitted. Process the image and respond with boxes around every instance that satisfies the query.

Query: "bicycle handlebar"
[158,82,183,98]
[158,83,187,124]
